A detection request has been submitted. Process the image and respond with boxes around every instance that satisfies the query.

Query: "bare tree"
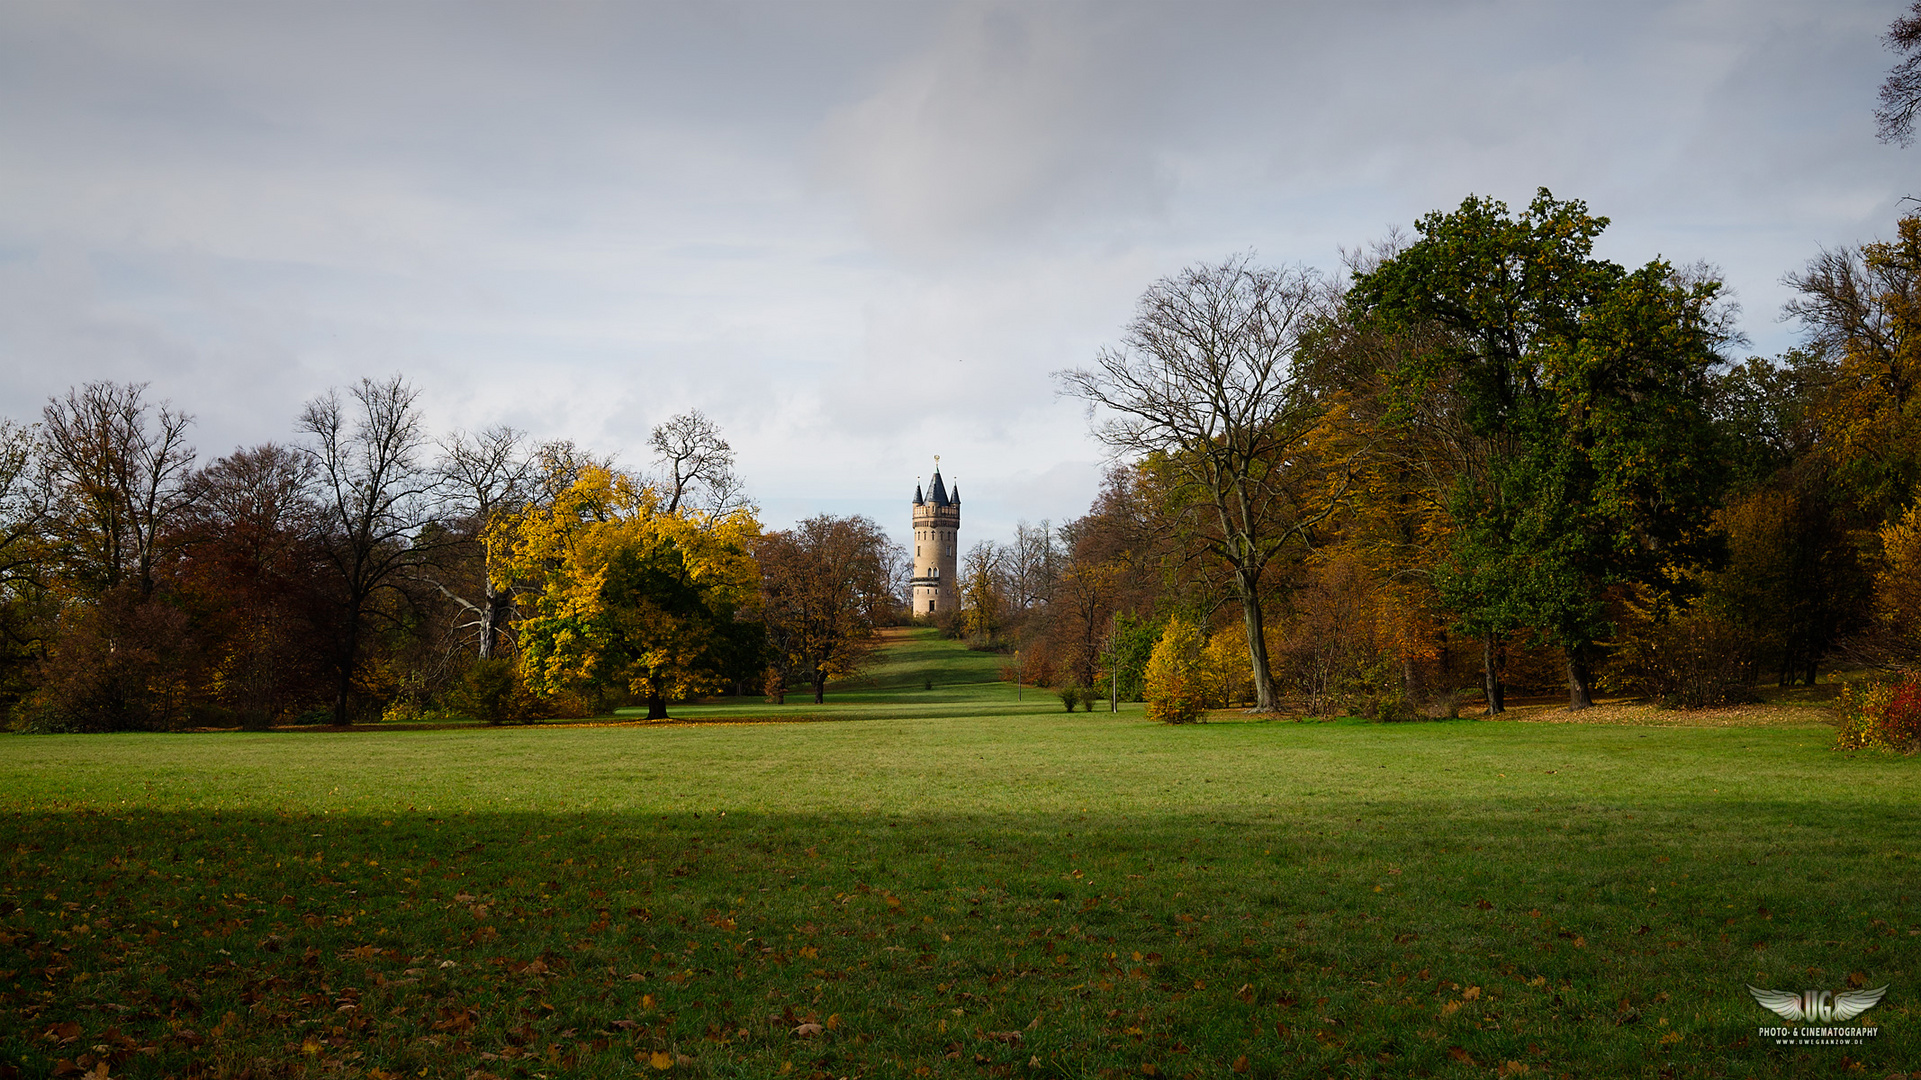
[435,425,533,660]
[1006,520,1062,609]
[1057,254,1355,712]
[184,444,330,726]
[958,540,1007,640]
[1880,2,1921,145]
[40,381,197,598]
[299,375,444,725]
[650,409,747,517]
[532,439,619,509]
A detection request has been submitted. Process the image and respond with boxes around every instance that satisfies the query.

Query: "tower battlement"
[910,459,960,617]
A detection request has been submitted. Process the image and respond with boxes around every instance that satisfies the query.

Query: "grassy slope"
[631,627,1028,722]
[1,630,1916,1079]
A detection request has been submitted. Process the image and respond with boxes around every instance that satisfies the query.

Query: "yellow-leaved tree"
[1142,617,1207,724]
[496,464,763,719]
[1203,626,1254,709]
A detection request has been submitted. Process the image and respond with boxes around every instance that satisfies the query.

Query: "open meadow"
[1,631,1917,1079]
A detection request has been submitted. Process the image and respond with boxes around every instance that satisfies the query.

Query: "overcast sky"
[0,1,1911,546]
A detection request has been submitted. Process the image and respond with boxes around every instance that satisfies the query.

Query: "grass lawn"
[1,629,1916,1079]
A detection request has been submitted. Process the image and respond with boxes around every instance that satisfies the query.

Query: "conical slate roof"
[928,471,948,505]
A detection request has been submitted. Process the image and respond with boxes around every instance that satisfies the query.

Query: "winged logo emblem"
[1748,984,1888,1023]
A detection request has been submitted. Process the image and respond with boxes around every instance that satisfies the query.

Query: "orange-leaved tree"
[756,515,900,704]
[498,463,762,719]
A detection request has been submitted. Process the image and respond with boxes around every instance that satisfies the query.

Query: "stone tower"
[910,459,960,616]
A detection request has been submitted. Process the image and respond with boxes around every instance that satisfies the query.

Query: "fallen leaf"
[648,1050,673,1070]
[1231,1055,1250,1073]
[1447,1046,1474,1064]
[792,1023,823,1038]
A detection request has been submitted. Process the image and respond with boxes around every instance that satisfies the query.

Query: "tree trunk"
[813,668,827,705]
[1482,633,1505,716]
[1566,654,1594,710]
[478,582,512,661]
[1240,570,1278,712]
[332,603,361,726]
[645,684,669,721]
[1803,656,1819,687]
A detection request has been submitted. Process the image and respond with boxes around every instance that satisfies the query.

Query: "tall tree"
[40,381,197,599]
[298,375,443,725]
[1782,213,1921,520]
[1352,190,1734,708]
[757,515,900,704]
[435,425,533,660]
[180,444,332,726]
[1058,254,1352,712]
[651,409,747,518]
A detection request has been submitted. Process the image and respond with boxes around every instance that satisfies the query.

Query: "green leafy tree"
[1352,191,1732,708]
[1102,613,1164,702]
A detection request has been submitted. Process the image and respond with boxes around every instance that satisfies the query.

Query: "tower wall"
[910,496,960,616]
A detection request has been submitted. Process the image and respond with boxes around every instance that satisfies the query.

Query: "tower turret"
[910,457,960,616]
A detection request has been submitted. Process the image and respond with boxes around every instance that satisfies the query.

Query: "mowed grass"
[1,632,1917,1079]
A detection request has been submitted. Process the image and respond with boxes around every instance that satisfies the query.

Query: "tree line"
[952,191,1921,720]
[0,378,910,730]
[4,186,1916,731]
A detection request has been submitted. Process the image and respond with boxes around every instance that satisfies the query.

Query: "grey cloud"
[814,3,1176,258]
[0,0,1910,540]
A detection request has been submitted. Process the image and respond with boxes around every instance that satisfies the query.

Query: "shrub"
[1607,605,1759,709]
[1835,671,1921,753]
[380,699,463,724]
[1057,685,1081,712]
[1080,687,1102,712]
[1143,619,1207,724]
[446,658,530,725]
[1429,688,1469,720]
[1362,694,1423,722]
